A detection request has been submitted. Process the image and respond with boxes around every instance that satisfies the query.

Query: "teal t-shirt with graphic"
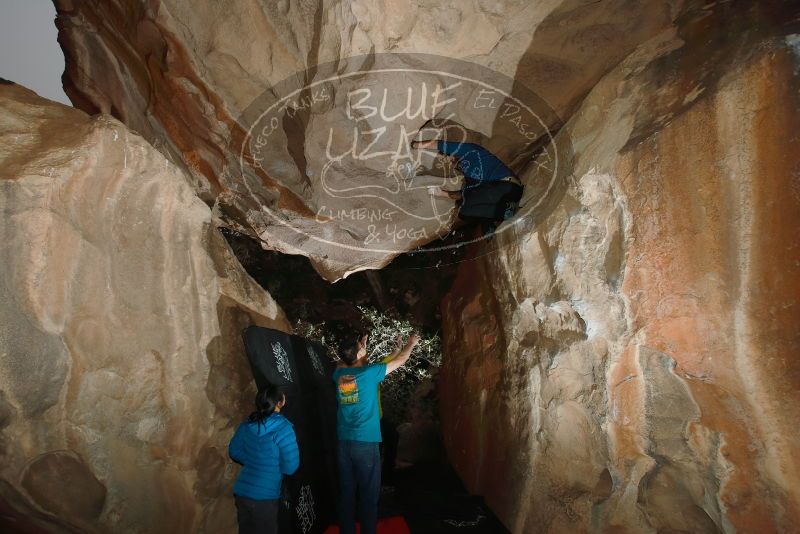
[333,363,387,442]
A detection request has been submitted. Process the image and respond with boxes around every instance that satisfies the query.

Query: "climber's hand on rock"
[406,334,421,348]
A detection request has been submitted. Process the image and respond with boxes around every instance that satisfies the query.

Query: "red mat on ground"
[323,516,410,534]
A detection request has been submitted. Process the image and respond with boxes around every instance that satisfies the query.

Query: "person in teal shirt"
[333,331,420,534]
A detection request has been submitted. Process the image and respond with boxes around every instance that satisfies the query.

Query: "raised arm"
[413,138,478,156]
[385,334,421,375]
[411,139,439,151]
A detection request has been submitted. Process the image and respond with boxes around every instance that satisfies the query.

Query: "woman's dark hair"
[337,332,363,365]
[249,385,284,424]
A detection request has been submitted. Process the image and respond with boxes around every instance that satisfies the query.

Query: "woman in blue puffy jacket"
[229,385,300,534]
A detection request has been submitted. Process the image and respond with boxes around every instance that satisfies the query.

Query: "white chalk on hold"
[427,186,439,195]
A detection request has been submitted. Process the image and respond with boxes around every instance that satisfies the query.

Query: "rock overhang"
[54,0,679,280]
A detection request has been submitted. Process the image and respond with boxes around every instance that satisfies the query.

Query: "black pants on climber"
[411,139,523,228]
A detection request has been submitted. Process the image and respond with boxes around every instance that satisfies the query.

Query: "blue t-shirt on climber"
[333,363,387,442]
[437,140,515,185]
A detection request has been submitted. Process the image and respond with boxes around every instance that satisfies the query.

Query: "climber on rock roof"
[411,138,524,235]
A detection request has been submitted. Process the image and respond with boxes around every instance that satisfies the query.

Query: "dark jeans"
[337,440,380,534]
[234,495,279,534]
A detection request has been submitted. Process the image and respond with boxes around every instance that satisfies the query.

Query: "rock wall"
[36,1,800,532]
[440,9,800,534]
[0,82,289,533]
[53,0,679,280]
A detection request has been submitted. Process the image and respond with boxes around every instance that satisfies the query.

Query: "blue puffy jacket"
[229,413,300,500]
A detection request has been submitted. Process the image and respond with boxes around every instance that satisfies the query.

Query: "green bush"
[293,306,441,421]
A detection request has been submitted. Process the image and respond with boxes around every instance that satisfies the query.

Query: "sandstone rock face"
[47,1,800,532]
[54,0,679,280]
[0,82,289,533]
[440,9,800,533]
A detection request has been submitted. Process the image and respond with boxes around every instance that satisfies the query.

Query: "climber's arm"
[385,334,421,375]
[411,139,439,150]
[411,139,475,157]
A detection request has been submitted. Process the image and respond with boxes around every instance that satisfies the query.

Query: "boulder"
[54,0,678,280]
[0,81,289,533]
[440,8,800,533]
[40,1,800,532]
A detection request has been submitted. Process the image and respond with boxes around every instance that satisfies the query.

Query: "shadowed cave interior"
[224,227,508,532]
[0,1,799,533]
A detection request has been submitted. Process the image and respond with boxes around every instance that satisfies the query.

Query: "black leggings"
[459,181,523,221]
[235,495,279,534]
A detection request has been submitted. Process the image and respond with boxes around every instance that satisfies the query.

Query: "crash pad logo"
[307,345,325,376]
[272,342,292,383]
[337,375,359,405]
[296,485,315,533]
[235,53,567,255]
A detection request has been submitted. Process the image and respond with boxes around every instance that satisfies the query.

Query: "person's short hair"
[337,333,362,365]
